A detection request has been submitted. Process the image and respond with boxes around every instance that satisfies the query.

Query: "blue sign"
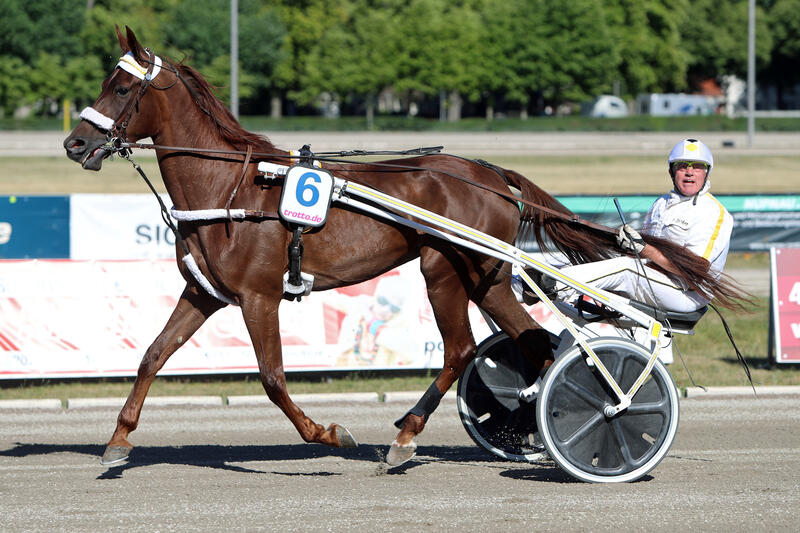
[0,196,70,258]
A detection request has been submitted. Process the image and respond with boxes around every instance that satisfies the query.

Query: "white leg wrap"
[182,254,236,306]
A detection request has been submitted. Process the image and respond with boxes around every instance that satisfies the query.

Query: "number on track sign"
[279,165,335,228]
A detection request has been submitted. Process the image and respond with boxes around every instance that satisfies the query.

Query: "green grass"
[4,154,800,195]
[669,297,799,389]
[7,114,800,133]
[0,372,438,402]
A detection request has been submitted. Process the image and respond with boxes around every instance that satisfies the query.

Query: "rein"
[118,140,614,235]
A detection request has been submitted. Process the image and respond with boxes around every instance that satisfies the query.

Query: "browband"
[78,52,163,131]
[117,52,162,81]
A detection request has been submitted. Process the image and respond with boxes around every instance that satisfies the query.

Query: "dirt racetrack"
[1,395,798,532]
[3,130,800,157]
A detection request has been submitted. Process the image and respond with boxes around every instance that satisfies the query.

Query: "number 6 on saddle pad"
[279,165,335,227]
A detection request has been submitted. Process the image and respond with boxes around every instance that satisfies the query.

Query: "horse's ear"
[116,25,129,53]
[125,26,148,61]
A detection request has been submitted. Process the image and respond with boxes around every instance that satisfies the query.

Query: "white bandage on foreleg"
[79,107,116,131]
[182,254,236,306]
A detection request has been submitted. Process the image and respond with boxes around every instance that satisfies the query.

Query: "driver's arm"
[640,244,682,277]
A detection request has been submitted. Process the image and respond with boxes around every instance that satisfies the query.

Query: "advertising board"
[0,259,484,379]
[0,195,69,258]
[3,193,798,260]
[70,194,175,259]
[0,257,609,379]
[558,194,800,252]
[770,247,800,363]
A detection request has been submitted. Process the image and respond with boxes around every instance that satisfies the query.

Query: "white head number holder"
[279,165,335,227]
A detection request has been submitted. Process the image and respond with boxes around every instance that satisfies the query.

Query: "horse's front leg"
[102,285,224,465]
[240,294,357,449]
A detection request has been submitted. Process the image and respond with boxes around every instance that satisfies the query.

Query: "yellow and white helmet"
[668,138,713,178]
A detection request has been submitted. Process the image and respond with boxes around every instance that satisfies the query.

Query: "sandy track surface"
[5,130,800,157]
[1,395,797,531]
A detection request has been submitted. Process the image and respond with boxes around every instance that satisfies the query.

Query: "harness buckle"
[283,225,314,301]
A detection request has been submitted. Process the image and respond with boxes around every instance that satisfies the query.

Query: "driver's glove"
[616,224,646,254]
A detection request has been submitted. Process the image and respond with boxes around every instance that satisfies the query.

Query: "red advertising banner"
[0,259,585,379]
[771,248,800,363]
[0,259,639,379]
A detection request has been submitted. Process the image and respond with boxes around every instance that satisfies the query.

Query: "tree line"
[1,0,798,121]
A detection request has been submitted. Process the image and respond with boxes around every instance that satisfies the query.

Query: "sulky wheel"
[457,332,547,462]
[536,337,680,483]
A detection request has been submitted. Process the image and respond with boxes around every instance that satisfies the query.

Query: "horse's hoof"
[386,440,417,467]
[334,425,358,448]
[101,445,132,466]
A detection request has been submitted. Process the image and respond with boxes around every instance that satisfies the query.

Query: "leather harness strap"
[225,145,253,220]
[123,141,613,235]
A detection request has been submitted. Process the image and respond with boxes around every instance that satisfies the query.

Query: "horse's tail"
[500,168,619,264]
[500,168,749,311]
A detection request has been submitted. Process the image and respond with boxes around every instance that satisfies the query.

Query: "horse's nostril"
[64,137,86,154]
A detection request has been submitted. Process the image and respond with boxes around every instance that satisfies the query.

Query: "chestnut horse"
[64,28,729,467]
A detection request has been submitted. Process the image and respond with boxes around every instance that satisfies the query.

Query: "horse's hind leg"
[388,250,477,466]
[102,285,224,465]
[240,294,357,449]
[475,274,555,373]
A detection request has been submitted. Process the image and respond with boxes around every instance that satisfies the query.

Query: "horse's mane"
[174,62,281,154]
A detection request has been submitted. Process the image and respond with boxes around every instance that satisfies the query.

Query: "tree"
[602,0,689,98]
[473,0,549,118]
[271,0,350,114]
[0,2,37,61]
[297,0,403,124]
[0,56,32,116]
[761,0,800,107]
[535,0,618,106]
[80,0,169,71]
[680,0,772,84]
[0,0,84,62]
[238,5,287,115]
[393,0,484,120]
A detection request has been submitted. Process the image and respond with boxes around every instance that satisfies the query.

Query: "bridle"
[79,50,175,151]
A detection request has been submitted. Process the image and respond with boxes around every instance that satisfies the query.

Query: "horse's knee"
[442,342,476,374]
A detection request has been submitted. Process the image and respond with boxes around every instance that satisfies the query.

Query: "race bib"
[279,165,335,227]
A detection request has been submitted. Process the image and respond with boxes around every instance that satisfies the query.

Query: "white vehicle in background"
[586,95,629,118]
[637,93,719,116]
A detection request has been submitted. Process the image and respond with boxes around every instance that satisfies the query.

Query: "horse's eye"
[115,86,130,97]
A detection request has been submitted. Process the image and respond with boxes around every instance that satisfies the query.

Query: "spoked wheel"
[457,332,546,462]
[536,337,680,483]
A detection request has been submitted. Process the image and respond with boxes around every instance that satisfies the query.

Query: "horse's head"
[64,26,170,171]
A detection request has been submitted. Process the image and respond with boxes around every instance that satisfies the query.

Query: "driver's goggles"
[672,161,709,172]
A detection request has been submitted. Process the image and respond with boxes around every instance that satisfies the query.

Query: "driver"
[555,139,733,313]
